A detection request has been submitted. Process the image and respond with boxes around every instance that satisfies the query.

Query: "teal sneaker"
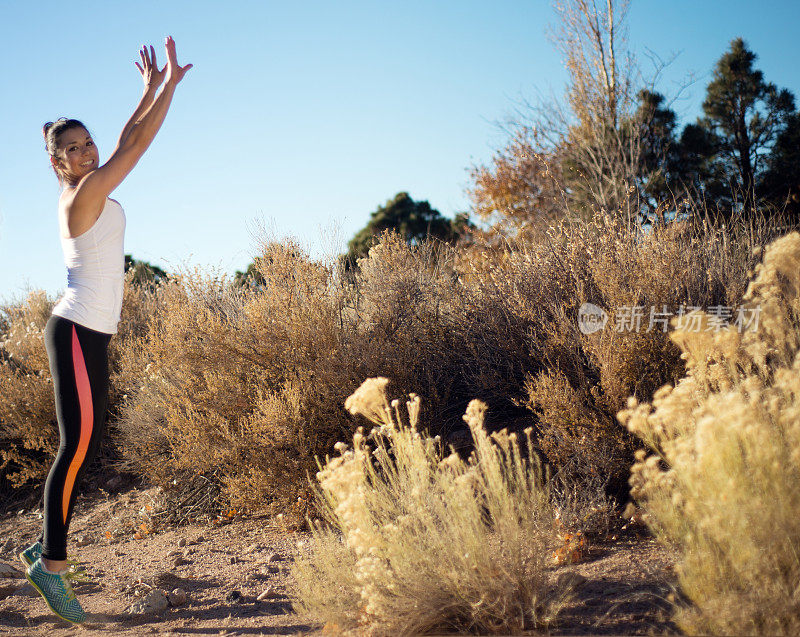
[20,543,87,582]
[19,541,43,568]
[25,557,86,624]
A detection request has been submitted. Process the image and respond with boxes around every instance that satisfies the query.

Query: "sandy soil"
[0,480,677,636]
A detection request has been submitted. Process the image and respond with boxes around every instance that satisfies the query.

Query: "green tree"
[627,89,684,223]
[124,254,171,290]
[759,111,800,223]
[696,37,796,220]
[233,261,267,289]
[343,192,471,270]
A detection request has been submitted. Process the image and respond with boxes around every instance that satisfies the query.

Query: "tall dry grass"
[292,377,563,635]
[619,231,800,634]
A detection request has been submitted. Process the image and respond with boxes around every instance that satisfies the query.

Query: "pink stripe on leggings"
[61,325,93,524]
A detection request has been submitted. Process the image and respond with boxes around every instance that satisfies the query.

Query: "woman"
[21,36,191,625]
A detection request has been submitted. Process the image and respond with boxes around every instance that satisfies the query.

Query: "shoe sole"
[24,570,85,625]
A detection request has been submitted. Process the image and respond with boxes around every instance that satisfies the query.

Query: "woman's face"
[52,127,100,184]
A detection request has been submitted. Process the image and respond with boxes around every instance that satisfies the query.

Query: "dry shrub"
[0,290,59,501]
[619,232,800,634]
[292,377,564,635]
[458,209,782,498]
[112,231,476,520]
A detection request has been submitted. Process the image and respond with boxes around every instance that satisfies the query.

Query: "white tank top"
[51,197,126,334]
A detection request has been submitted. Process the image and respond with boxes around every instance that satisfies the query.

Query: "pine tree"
[697,37,796,220]
[343,192,469,270]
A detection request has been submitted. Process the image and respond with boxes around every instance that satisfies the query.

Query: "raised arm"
[69,36,192,214]
[114,45,166,151]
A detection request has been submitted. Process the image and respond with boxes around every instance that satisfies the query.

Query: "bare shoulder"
[58,187,106,239]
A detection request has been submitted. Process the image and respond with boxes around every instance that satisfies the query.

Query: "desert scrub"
[507,210,780,498]
[292,377,563,636]
[0,290,59,498]
[618,232,800,635]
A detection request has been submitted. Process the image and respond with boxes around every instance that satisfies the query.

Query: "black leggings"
[38,315,112,561]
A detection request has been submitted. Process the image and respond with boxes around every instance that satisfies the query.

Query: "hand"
[164,36,193,85]
[134,44,166,90]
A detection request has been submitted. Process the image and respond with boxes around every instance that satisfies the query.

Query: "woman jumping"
[21,36,191,624]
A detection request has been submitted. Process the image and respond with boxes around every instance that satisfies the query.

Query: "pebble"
[257,586,277,601]
[225,590,242,603]
[173,556,190,567]
[177,538,187,548]
[266,552,281,563]
[126,589,168,614]
[76,535,92,547]
[167,587,187,606]
[195,535,206,543]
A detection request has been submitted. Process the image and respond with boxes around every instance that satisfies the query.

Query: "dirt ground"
[0,480,677,636]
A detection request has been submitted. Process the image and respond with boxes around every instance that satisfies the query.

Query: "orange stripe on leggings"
[62,325,93,525]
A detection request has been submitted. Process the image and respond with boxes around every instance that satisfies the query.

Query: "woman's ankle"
[42,557,68,573]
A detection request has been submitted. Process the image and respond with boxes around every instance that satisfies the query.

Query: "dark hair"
[42,118,90,186]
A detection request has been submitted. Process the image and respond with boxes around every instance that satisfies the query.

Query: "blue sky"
[1,0,799,304]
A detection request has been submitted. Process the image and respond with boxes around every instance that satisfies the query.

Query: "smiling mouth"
[80,159,95,168]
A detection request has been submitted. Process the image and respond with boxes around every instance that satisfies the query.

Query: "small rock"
[225,590,242,603]
[185,547,195,555]
[194,535,206,543]
[262,565,279,574]
[127,589,168,614]
[229,556,237,565]
[173,556,190,567]
[0,563,24,579]
[167,587,187,606]
[266,552,281,563]
[75,535,92,547]
[257,586,277,601]
[167,549,182,558]
[177,538,187,548]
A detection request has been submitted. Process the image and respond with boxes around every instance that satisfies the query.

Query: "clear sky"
[1,0,798,305]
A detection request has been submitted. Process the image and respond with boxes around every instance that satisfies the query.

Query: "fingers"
[134,61,144,74]
[165,35,179,67]
[150,44,157,68]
